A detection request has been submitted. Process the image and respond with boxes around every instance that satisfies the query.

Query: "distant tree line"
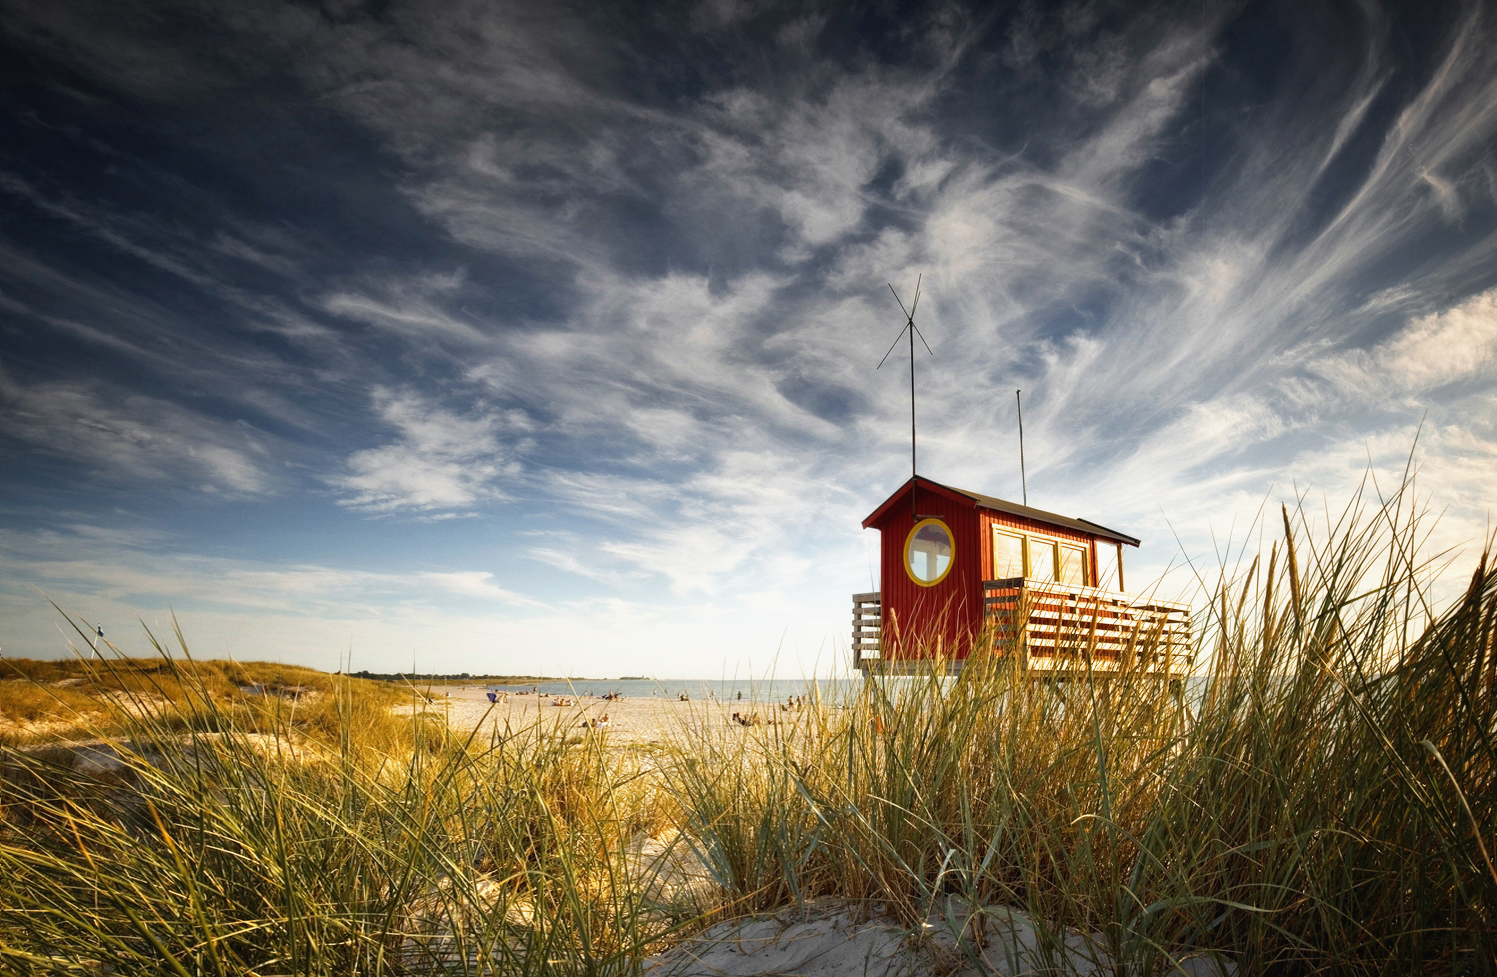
[346,671,580,683]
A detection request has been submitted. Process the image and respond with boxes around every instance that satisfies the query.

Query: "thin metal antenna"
[880,276,932,516]
[1016,389,1027,506]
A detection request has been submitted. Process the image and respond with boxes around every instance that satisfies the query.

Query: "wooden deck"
[854,578,1192,678]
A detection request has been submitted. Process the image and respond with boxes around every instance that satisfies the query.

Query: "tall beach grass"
[1,482,1492,974]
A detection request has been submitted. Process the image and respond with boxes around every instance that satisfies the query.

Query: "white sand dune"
[644,899,1236,977]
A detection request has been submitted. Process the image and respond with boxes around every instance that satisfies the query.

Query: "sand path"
[403,684,810,748]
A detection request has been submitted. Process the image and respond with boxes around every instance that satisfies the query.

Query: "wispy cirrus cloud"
[330,389,525,515]
[2,0,1496,674]
[322,271,493,346]
[287,0,1497,605]
[1307,288,1497,399]
[0,373,281,495]
[0,523,542,613]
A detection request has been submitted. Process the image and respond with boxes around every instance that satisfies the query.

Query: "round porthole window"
[904,518,954,586]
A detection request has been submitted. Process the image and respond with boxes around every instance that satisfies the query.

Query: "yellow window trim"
[1025,535,1057,579]
[904,517,955,587]
[992,523,1094,585]
[992,529,1024,579]
[1059,543,1089,586]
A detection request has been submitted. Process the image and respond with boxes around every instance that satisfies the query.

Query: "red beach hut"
[852,476,1190,677]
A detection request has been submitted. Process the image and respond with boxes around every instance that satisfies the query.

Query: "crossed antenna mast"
[878,275,934,499]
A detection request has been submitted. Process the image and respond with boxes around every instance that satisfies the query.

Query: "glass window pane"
[1060,545,1087,586]
[993,531,1024,580]
[906,521,953,583]
[1027,537,1056,582]
[1095,543,1121,591]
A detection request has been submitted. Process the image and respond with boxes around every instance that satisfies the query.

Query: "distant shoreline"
[349,671,588,683]
[348,672,797,685]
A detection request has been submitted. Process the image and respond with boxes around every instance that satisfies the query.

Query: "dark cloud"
[1,0,1495,670]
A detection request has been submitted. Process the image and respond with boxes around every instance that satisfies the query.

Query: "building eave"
[861,475,1141,546]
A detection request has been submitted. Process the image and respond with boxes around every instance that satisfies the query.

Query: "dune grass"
[663,483,1496,974]
[1,483,1493,974]
[0,640,680,975]
[0,646,415,749]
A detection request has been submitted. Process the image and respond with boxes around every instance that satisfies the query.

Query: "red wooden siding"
[874,482,982,660]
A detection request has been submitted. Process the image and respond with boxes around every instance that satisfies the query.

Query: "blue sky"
[1,0,1494,677]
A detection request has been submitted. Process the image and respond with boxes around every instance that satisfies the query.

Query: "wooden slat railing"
[982,577,1191,676]
[851,591,882,666]
[851,581,1191,677]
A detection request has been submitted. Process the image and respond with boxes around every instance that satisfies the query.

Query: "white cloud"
[4,0,1497,679]
[1300,287,1497,403]
[472,269,839,463]
[0,525,545,619]
[417,571,544,605]
[687,75,941,249]
[525,544,642,584]
[332,389,521,514]
[0,524,855,677]
[323,289,488,345]
[0,373,280,495]
[1364,288,1497,390]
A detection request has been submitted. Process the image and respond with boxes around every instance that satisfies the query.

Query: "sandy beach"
[403,684,812,747]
